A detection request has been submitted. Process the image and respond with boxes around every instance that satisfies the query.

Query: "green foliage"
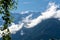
[0,0,17,40]
[2,32,11,40]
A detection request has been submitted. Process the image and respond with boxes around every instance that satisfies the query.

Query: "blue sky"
[11,0,60,13]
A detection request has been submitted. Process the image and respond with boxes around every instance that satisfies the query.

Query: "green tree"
[0,0,17,40]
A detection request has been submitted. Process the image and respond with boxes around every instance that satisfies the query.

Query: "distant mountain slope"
[0,12,41,40]
[11,18,60,40]
[0,12,41,25]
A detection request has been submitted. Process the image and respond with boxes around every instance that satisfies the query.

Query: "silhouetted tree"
[0,0,17,40]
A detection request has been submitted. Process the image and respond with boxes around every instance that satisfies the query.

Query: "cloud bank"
[8,23,24,34]
[22,2,60,28]
[0,2,60,38]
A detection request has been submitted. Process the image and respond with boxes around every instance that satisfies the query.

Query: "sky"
[11,0,60,13]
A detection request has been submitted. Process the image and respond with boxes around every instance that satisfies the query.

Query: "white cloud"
[41,2,58,19]
[22,14,32,22]
[0,23,24,38]
[22,2,60,28]
[54,10,60,19]
[0,30,3,38]
[9,23,24,34]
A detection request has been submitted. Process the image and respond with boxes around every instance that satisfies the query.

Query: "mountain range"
[11,17,60,40]
[0,10,60,40]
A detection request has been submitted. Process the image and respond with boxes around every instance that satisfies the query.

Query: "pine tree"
[0,0,17,40]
